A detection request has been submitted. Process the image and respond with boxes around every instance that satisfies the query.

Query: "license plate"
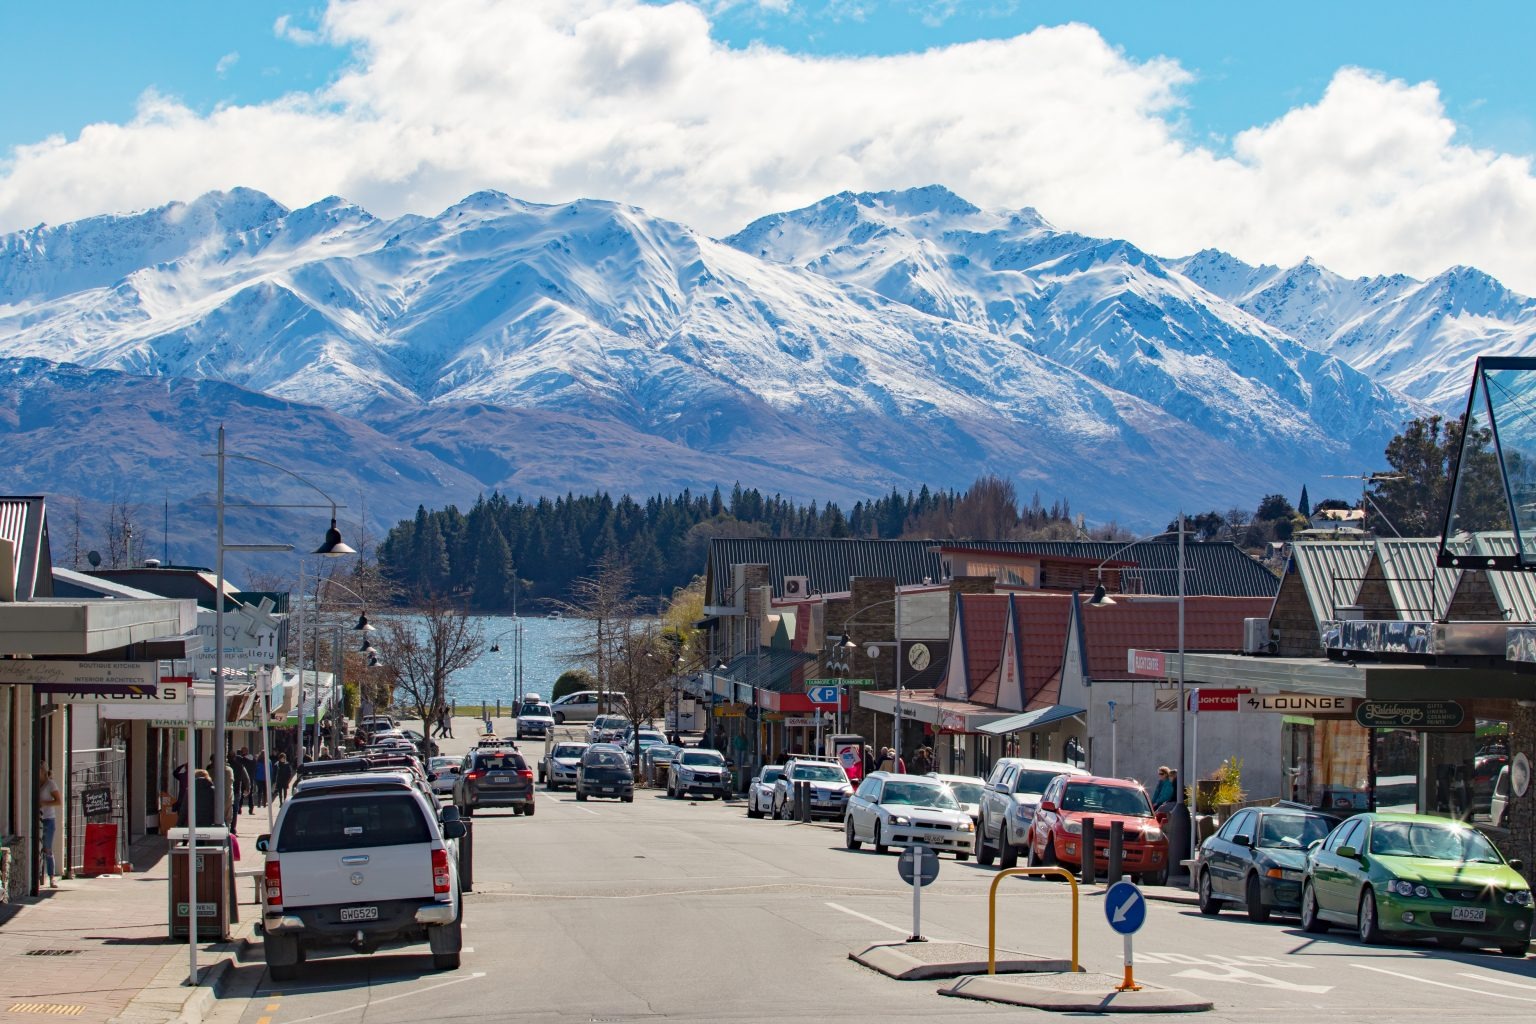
[1451,906,1486,922]
[340,906,378,922]
[490,774,509,783]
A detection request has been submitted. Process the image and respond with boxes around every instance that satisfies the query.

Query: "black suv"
[576,746,634,802]
[454,748,535,817]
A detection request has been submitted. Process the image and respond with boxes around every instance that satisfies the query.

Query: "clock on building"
[908,642,931,671]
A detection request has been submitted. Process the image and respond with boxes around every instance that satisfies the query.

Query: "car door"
[1202,811,1242,897]
[1213,811,1255,897]
[1312,818,1360,915]
[1032,776,1064,856]
[853,779,881,839]
[983,764,1014,843]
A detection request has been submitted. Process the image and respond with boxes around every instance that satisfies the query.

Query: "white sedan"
[427,756,461,795]
[844,772,976,859]
[746,765,785,819]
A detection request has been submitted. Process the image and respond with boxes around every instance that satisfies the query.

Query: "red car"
[1026,774,1169,885]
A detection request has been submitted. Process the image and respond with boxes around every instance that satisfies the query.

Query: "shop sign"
[46,682,188,705]
[784,716,823,728]
[1354,700,1465,730]
[713,705,746,718]
[939,712,968,733]
[81,785,113,817]
[1243,693,1352,714]
[1127,650,1168,677]
[0,661,156,690]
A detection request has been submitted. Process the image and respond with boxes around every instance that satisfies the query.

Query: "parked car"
[843,772,976,859]
[257,769,465,981]
[976,758,1088,868]
[454,748,535,817]
[930,773,986,828]
[641,744,680,780]
[576,745,635,802]
[427,756,462,796]
[747,766,785,819]
[355,715,398,744]
[1025,773,1169,884]
[541,742,589,790]
[667,748,731,799]
[771,757,853,819]
[589,715,632,744]
[1195,806,1336,920]
[550,690,621,724]
[1300,812,1533,954]
[516,703,556,740]
[1492,765,1511,827]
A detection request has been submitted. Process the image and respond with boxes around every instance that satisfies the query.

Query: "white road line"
[278,972,487,1024]
[824,901,909,936]
[1353,963,1536,1002]
[1460,973,1536,992]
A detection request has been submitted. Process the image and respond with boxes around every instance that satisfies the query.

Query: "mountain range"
[0,184,1520,556]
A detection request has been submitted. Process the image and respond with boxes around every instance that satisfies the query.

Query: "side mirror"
[442,821,467,841]
[255,834,270,853]
[1233,834,1253,848]
[1511,859,1525,872]
[1306,838,1323,851]
[440,805,461,822]
[1039,800,1057,812]
[1337,845,1359,859]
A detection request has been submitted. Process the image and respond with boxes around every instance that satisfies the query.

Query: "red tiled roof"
[1079,595,1272,680]
[957,595,1011,700]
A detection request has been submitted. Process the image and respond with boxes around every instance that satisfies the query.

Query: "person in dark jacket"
[177,770,218,828]
[273,753,294,803]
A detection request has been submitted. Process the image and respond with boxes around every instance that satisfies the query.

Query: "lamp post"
[836,595,905,765]
[1086,514,1191,870]
[208,425,355,824]
[305,573,374,756]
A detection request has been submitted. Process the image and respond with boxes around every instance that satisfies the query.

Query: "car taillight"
[432,848,451,895]
[517,769,533,780]
[467,770,485,781]
[265,860,283,906]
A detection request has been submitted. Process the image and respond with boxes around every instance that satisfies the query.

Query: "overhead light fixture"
[359,636,375,653]
[1088,584,1117,607]
[315,516,356,557]
[353,612,375,632]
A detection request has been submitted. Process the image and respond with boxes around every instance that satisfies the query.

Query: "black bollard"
[1082,817,1097,885]
[459,819,474,892]
[1108,820,1124,884]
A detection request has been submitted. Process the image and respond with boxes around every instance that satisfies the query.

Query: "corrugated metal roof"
[1472,533,1536,621]
[0,496,49,600]
[1290,541,1374,624]
[712,648,817,693]
[1374,539,1461,620]
[706,539,942,604]
[941,540,1277,597]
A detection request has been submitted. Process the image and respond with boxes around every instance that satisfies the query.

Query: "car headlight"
[1010,803,1037,820]
[1387,880,1430,898]
[1505,891,1534,906]
[1063,820,1082,835]
[962,820,976,832]
[1142,826,1162,841]
[889,815,911,826]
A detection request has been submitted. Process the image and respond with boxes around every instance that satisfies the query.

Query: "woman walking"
[38,764,62,888]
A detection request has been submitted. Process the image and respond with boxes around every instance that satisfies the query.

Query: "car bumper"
[678,778,729,794]
[888,826,976,854]
[581,783,633,797]
[467,791,533,806]
[1059,837,1167,871]
[263,898,455,946]
[1378,894,1533,943]
[1257,874,1305,910]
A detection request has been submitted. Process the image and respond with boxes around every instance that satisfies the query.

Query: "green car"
[1300,812,1533,955]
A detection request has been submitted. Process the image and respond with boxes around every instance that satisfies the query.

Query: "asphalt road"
[206,726,1536,1023]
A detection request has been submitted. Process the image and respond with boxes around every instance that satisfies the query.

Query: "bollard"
[1081,817,1097,885]
[459,819,474,892]
[497,699,502,718]
[1108,820,1124,884]
[796,780,811,822]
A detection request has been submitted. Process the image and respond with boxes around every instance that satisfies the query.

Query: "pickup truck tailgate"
[274,793,434,906]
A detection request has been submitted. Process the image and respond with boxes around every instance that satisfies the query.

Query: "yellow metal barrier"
[987,867,1079,974]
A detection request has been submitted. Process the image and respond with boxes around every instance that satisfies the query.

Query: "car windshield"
[429,757,457,769]
[553,745,586,758]
[584,751,628,768]
[760,768,784,784]
[648,747,678,760]
[793,764,847,783]
[1060,783,1153,817]
[525,704,552,716]
[1016,770,1066,795]
[945,782,985,805]
[1256,813,1333,849]
[1368,821,1504,862]
[681,751,725,767]
[473,753,526,771]
[882,782,959,809]
[277,794,429,853]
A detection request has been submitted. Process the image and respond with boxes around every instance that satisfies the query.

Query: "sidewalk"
[0,806,271,1024]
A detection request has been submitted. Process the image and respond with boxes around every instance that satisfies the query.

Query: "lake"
[446,615,591,708]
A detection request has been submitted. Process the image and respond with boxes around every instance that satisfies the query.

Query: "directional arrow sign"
[1104,880,1145,935]
[807,685,841,705]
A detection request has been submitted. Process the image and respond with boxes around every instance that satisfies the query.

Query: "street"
[203,727,1536,1024]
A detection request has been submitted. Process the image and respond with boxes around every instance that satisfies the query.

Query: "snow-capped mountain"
[1169,250,1536,411]
[0,185,1440,536]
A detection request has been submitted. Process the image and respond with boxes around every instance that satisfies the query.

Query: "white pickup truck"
[257,769,465,980]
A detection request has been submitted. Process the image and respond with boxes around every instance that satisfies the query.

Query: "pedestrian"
[876,746,905,773]
[38,763,61,888]
[863,746,876,776]
[177,770,218,828]
[253,754,268,805]
[273,753,294,804]
[443,706,454,738]
[910,746,933,776]
[233,748,255,814]
[208,755,237,827]
[1150,766,1174,810]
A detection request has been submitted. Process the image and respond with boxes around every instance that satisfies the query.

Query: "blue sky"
[3,1,1529,157]
[3,1,1536,292]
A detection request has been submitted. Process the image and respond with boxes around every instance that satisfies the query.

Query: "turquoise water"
[446,615,591,706]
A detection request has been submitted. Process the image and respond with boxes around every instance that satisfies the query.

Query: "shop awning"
[978,704,1085,736]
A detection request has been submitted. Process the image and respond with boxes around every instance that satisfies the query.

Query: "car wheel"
[977,832,996,866]
[1300,882,1328,933]
[998,833,1019,869]
[845,818,862,850]
[525,802,536,817]
[264,934,301,981]
[1145,864,1169,887]
[1245,873,1271,922]
[1500,941,1529,958]
[430,919,462,971]
[1357,887,1385,945]
[874,822,888,855]
[956,852,970,862]
[553,711,565,724]
[747,803,762,819]
[1197,869,1221,915]
[622,795,633,803]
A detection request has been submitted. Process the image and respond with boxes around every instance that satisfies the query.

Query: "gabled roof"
[940,540,1277,597]
[705,539,941,603]
[1470,534,1536,622]
[1289,540,1375,624]
[1373,538,1462,620]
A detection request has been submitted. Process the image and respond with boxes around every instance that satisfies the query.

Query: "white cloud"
[215,51,240,77]
[3,0,1536,293]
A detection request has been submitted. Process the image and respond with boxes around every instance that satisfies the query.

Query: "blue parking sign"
[808,685,840,704]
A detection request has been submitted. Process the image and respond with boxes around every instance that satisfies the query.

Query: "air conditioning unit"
[783,575,810,599]
[1243,617,1277,655]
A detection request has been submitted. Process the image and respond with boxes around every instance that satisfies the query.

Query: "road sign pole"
[910,844,925,943]
[1118,933,1140,991]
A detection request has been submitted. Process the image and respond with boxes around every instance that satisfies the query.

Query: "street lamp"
[305,573,374,756]
[1085,514,1192,872]
[208,424,355,824]
[837,596,905,765]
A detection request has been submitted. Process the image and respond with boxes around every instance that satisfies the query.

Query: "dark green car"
[1300,812,1532,955]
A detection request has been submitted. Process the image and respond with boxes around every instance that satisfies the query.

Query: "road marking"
[824,901,909,936]
[1459,973,1536,992]
[279,972,487,1024]
[480,883,894,900]
[1171,967,1332,994]
[1353,964,1536,1002]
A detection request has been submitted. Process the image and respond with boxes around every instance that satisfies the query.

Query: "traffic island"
[940,972,1214,1013]
[850,940,1071,980]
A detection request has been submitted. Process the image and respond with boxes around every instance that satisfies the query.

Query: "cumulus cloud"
[216,51,240,77]
[3,0,1536,292]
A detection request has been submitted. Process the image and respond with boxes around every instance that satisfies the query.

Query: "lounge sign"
[1354,700,1465,730]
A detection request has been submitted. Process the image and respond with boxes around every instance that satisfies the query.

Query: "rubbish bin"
[167,827,234,941]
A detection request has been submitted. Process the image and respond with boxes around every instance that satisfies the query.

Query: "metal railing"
[987,866,1080,974]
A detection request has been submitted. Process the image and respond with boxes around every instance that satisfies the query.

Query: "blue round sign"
[1104,880,1145,935]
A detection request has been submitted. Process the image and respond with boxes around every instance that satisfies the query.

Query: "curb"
[107,927,256,1024]
[941,973,1214,1013]
[851,941,1072,981]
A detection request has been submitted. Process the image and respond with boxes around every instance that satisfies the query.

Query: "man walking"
[233,748,255,815]
[273,753,294,804]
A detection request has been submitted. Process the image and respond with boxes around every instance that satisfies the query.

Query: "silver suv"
[976,758,1087,868]
[771,757,853,819]
[258,771,465,980]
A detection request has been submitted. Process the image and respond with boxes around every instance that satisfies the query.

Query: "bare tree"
[373,592,485,732]
[104,498,140,568]
[558,553,642,696]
